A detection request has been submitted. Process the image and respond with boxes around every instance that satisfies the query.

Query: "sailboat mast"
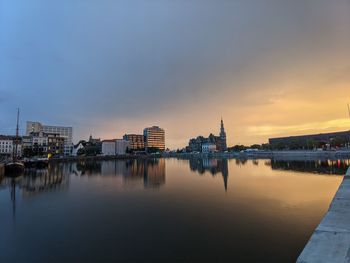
[14,108,19,161]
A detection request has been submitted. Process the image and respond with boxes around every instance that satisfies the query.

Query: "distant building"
[22,132,48,156]
[102,140,116,156]
[187,119,228,153]
[202,143,217,153]
[143,126,165,152]
[188,136,206,152]
[116,139,129,155]
[22,131,65,157]
[0,135,22,157]
[26,121,73,155]
[73,135,101,156]
[47,133,65,156]
[88,135,101,146]
[101,139,130,156]
[217,118,227,152]
[72,141,84,156]
[123,134,145,151]
[269,130,350,150]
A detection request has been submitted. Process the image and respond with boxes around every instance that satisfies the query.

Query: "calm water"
[0,158,348,262]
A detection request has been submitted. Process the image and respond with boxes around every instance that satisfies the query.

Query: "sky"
[1,0,350,149]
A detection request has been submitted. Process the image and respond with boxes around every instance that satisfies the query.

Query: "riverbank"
[297,166,350,263]
[164,150,350,160]
[48,154,163,163]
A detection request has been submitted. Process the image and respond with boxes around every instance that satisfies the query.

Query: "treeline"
[227,144,271,152]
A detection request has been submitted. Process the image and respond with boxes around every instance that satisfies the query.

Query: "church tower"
[219,118,227,152]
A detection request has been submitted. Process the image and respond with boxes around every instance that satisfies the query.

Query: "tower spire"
[219,118,227,152]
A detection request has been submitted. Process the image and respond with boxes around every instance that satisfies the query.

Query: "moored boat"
[4,108,25,177]
[24,157,49,168]
[5,161,25,176]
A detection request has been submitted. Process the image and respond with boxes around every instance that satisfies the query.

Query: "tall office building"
[26,121,73,155]
[143,126,165,152]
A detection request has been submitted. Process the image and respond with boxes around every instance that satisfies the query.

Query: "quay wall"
[30,150,350,165]
[163,150,350,160]
[48,154,163,163]
[297,166,350,263]
[0,163,4,177]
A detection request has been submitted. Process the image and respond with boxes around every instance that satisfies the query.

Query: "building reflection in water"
[74,158,166,189]
[0,163,71,221]
[189,158,229,191]
[0,164,71,197]
[267,159,350,175]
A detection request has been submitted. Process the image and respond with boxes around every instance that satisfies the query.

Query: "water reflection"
[0,166,70,197]
[189,158,229,191]
[268,159,350,175]
[0,158,347,262]
[0,165,70,223]
[73,158,166,189]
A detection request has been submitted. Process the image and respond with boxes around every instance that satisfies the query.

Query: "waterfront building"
[73,135,102,156]
[22,131,65,157]
[101,139,130,156]
[123,134,145,151]
[143,126,165,152]
[0,135,22,157]
[187,119,228,153]
[217,118,227,152]
[46,133,65,156]
[72,141,84,156]
[26,121,73,155]
[188,136,205,152]
[22,132,48,156]
[116,139,129,155]
[269,130,350,150]
[102,140,116,156]
[202,143,217,153]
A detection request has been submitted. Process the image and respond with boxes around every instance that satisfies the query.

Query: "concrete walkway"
[297,166,350,263]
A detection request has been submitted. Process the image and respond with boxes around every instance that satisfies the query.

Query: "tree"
[250,144,262,150]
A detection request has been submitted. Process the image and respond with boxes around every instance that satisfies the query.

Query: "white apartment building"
[102,140,116,156]
[0,136,22,157]
[116,139,130,155]
[22,132,49,153]
[102,139,130,156]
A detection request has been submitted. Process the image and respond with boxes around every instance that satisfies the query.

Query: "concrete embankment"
[164,150,350,160]
[0,163,4,177]
[48,154,163,163]
[297,166,350,263]
[272,150,350,161]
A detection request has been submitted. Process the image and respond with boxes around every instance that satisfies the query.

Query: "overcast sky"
[1,0,350,148]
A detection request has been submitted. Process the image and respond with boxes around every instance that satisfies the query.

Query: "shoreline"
[297,166,350,262]
[164,150,350,160]
[28,150,350,164]
[48,154,163,163]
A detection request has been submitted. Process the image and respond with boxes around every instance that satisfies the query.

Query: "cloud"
[1,0,350,147]
[248,118,350,137]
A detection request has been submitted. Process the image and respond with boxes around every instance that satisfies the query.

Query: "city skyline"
[1,0,350,149]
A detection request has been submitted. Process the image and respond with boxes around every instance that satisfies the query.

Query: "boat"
[5,161,25,175]
[24,157,49,168]
[5,108,24,177]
